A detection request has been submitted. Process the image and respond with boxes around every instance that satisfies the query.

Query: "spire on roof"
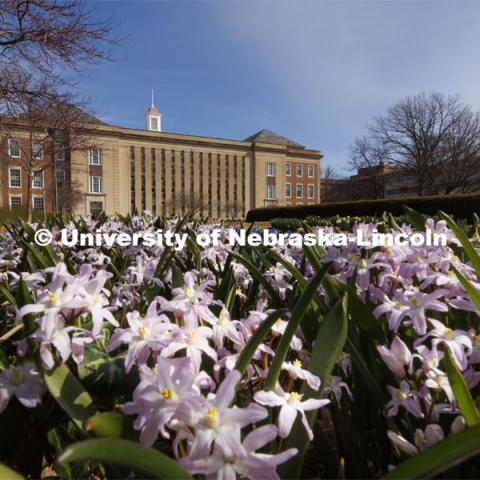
[145,90,161,132]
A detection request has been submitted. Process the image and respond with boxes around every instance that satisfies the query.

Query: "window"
[296,183,303,198]
[9,168,21,187]
[32,141,43,159]
[285,163,291,176]
[151,117,158,131]
[308,184,315,199]
[266,185,276,200]
[130,146,136,213]
[296,164,303,177]
[33,196,44,211]
[89,175,102,194]
[267,162,276,177]
[56,170,65,187]
[308,164,315,178]
[90,201,103,218]
[88,148,102,165]
[8,139,20,158]
[285,183,291,198]
[32,170,44,189]
[56,144,65,161]
[9,196,21,208]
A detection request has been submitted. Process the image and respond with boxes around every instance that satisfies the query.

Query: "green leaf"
[444,348,480,427]
[264,263,331,391]
[323,273,382,336]
[0,463,24,480]
[402,205,427,231]
[452,264,480,312]
[234,309,287,378]
[280,294,349,479]
[43,363,98,430]
[384,425,480,479]
[84,412,138,440]
[439,211,480,277]
[0,285,15,305]
[228,250,282,305]
[57,438,192,479]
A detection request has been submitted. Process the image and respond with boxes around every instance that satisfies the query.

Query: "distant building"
[321,164,417,202]
[0,101,322,218]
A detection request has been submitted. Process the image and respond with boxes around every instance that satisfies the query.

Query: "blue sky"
[82,1,480,175]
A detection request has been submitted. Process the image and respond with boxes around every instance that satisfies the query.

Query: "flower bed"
[0,211,480,479]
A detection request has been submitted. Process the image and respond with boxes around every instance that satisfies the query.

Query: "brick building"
[0,102,322,218]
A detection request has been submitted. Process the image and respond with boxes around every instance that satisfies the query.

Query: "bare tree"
[0,0,116,108]
[349,137,390,199]
[351,92,480,196]
[0,74,104,219]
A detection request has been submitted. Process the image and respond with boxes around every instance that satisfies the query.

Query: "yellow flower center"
[385,248,393,256]
[410,297,421,307]
[395,389,407,400]
[359,259,368,268]
[137,325,148,338]
[219,312,228,325]
[162,388,173,400]
[188,330,198,344]
[205,407,218,428]
[10,367,24,386]
[293,359,302,368]
[92,294,102,306]
[288,391,300,405]
[394,301,402,310]
[48,291,58,306]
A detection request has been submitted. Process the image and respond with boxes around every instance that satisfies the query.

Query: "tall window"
[89,175,102,194]
[89,148,102,165]
[140,147,146,212]
[32,170,44,188]
[208,153,212,217]
[267,185,276,200]
[9,196,22,208]
[130,146,136,213]
[241,156,246,216]
[151,117,158,131]
[55,144,65,161]
[56,170,65,187]
[33,196,45,211]
[161,149,166,214]
[296,183,303,198]
[170,150,176,215]
[151,148,156,215]
[285,183,291,198]
[8,139,20,158]
[32,141,43,159]
[267,162,276,177]
[308,184,315,199]
[308,164,315,178]
[199,152,204,214]
[190,151,195,209]
[225,155,229,216]
[9,168,21,187]
[296,164,303,177]
[285,163,291,176]
[180,151,185,214]
[216,154,221,217]
[233,155,238,216]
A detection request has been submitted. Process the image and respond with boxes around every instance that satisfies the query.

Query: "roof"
[146,105,160,114]
[244,129,304,147]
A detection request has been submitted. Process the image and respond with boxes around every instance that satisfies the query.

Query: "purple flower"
[254,384,330,440]
[0,363,44,412]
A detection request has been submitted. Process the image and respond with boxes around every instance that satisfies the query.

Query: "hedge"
[246,193,480,222]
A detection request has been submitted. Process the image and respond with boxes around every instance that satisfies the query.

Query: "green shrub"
[246,193,480,222]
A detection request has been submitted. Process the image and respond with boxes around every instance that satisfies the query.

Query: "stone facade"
[0,116,321,219]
